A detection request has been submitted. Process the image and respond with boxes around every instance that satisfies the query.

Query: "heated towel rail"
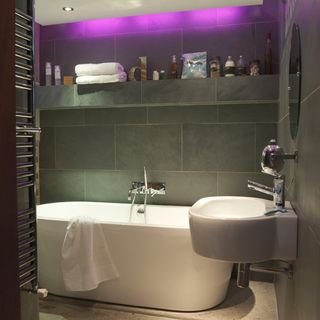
[15,2,40,290]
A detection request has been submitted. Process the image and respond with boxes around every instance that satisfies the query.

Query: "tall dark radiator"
[15,0,40,290]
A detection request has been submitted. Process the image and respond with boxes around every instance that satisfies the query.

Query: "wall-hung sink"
[189,197,297,263]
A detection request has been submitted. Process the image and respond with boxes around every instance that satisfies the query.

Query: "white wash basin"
[189,197,298,263]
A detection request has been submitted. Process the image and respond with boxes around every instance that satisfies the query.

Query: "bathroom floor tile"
[39,280,277,320]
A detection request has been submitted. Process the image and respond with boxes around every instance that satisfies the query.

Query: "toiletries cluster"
[44,32,273,85]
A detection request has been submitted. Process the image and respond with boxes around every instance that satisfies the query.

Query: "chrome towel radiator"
[15,2,40,290]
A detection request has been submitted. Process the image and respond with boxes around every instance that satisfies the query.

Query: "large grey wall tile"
[218,172,274,198]
[40,127,55,169]
[85,107,147,125]
[217,124,255,171]
[293,219,320,320]
[217,75,279,102]
[295,88,320,239]
[142,79,215,105]
[297,0,320,99]
[183,123,255,172]
[40,109,85,127]
[146,171,218,206]
[255,123,277,171]
[182,25,255,65]
[115,30,182,76]
[36,85,75,109]
[148,105,218,124]
[218,103,278,123]
[54,36,115,78]
[40,170,85,203]
[183,124,219,171]
[76,82,141,107]
[116,124,181,170]
[85,170,218,206]
[85,170,141,203]
[55,126,115,169]
[217,0,279,25]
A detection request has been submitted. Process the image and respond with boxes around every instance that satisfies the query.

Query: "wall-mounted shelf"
[36,75,279,110]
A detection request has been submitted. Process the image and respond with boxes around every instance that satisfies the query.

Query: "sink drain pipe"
[237,262,294,288]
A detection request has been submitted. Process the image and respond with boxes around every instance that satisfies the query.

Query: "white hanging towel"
[75,62,124,77]
[76,72,127,84]
[61,216,119,291]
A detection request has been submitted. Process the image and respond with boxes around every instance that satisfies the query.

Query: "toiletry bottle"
[236,55,246,76]
[224,56,235,77]
[159,70,167,80]
[54,65,61,85]
[45,62,52,86]
[210,56,221,78]
[153,70,160,80]
[170,55,178,79]
[139,56,147,81]
[265,32,273,74]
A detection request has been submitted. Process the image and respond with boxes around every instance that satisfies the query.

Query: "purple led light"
[44,6,252,39]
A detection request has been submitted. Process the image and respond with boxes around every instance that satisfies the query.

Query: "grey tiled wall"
[39,101,277,205]
[275,1,320,320]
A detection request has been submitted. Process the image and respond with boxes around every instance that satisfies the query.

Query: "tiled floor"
[39,280,277,320]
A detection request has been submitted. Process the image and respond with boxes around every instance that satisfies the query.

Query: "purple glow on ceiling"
[57,6,248,37]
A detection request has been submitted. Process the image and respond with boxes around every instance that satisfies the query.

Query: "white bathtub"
[37,202,233,311]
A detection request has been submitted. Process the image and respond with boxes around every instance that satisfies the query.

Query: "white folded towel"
[61,216,119,291]
[75,63,124,77]
[76,73,127,85]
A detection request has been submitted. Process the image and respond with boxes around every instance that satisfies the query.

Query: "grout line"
[278,113,289,123]
[39,120,278,127]
[113,35,117,61]
[146,107,149,124]
[180,124,183,171]
[53,127,57,168]
[114,125,117,170]
[39,168,265,175]
[216,172,219,196]
[254,123,257,172]
[254,23,257,58]
[301,85,320,104]
[83,170,86,201]
[214,79,218,104]
[180,28,183,56]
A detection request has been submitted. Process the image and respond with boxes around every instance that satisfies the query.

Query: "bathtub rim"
[36,201,191,230]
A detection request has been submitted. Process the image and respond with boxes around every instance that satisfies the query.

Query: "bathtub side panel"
[38,220,232,311]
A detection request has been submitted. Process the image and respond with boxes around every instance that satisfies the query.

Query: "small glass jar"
[250,60,260,76]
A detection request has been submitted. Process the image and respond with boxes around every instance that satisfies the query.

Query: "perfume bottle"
[170,55,178,79]
[210,56,221,78]
[45,62,52,86]
[224,56,235,77]
[54,65,61,85]
[265,32,273,74]
[236,55,246,76]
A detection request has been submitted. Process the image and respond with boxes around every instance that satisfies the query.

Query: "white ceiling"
[35,0,263,26]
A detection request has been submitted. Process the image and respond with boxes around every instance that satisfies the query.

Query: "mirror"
[288,23,302,139]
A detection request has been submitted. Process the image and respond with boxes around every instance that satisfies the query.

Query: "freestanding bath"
[37,201,233,311]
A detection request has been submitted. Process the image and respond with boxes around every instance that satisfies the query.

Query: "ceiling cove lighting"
[63,6,74,12]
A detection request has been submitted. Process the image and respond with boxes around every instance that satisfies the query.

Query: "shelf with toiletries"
[36,74,278,110]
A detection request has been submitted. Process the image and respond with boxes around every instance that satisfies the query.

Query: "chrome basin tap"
[248,177,285,210]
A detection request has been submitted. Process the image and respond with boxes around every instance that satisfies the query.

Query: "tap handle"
[261,139,284,176]
[261,139,297,176]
